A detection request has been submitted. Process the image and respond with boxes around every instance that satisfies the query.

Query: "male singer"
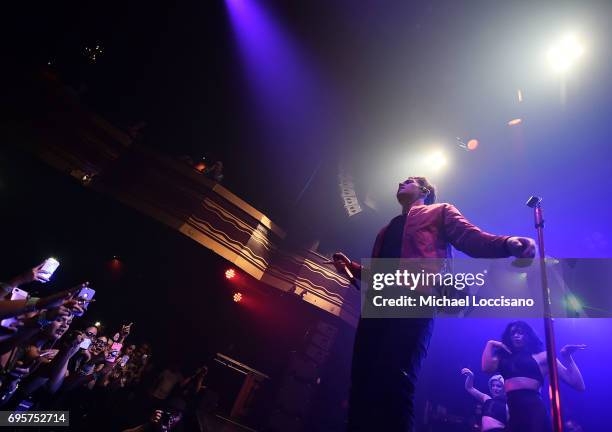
[332,176,535,431]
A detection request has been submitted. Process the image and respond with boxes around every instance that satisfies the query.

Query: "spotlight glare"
[233,292,242,303]
[566,294,582,311]
[508,118,522,126]
[425,151,447,171]
[94,321,101,327]
[547,34,584,74]
[467,139,479,151]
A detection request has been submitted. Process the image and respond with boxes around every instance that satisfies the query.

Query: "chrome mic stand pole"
[526,196,563,432]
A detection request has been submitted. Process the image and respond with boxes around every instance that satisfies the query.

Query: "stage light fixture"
[225,268,236,280]
[547,34,584,74]
[110,256,122,271]
[508,118,522,126]
[233,292,243,303]
[456,137,478,152]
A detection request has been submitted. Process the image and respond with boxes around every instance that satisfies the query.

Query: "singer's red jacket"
[349,203,512,278]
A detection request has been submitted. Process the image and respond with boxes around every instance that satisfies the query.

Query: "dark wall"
[0,148,356,428]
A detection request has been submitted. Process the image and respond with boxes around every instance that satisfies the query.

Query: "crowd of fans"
[0,261,217,431]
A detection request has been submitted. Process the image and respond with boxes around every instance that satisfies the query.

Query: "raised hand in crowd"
[3,262,54,290]
[0,282,87,322]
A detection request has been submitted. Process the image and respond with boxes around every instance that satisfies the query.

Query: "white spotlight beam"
[547,34,584,74]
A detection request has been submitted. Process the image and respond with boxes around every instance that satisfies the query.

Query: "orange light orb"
[467,139,479,151]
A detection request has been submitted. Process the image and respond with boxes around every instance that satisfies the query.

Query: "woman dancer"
[482,321,585,432]
[461,368,507,431]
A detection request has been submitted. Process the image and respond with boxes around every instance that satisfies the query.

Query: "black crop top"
[498,350,544,382]
[482,397,507,424]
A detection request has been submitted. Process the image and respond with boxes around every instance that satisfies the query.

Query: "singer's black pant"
[347,317,434,432]
[507,389,551,432]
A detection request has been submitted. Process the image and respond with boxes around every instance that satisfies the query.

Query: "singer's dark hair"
[501,321,544,354]
[402,176,436,205]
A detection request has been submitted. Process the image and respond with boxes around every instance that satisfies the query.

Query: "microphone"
[323,259,354,278]
[323,258,358,289]
[340,262,355,280]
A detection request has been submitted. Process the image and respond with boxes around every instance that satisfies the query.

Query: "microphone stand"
[526,196,563,432]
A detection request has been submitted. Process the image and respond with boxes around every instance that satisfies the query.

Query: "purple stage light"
[224,0,335,151]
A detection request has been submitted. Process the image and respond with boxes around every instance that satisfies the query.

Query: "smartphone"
[40,258,60,280]
[79,338,93,350]
[105,342,123,363]
[1,288,29,328]
[73,287,96,317]
[119,355,130,367]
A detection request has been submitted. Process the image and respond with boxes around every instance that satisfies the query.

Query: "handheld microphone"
[323,260,355,279]
[323,259,359,289]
